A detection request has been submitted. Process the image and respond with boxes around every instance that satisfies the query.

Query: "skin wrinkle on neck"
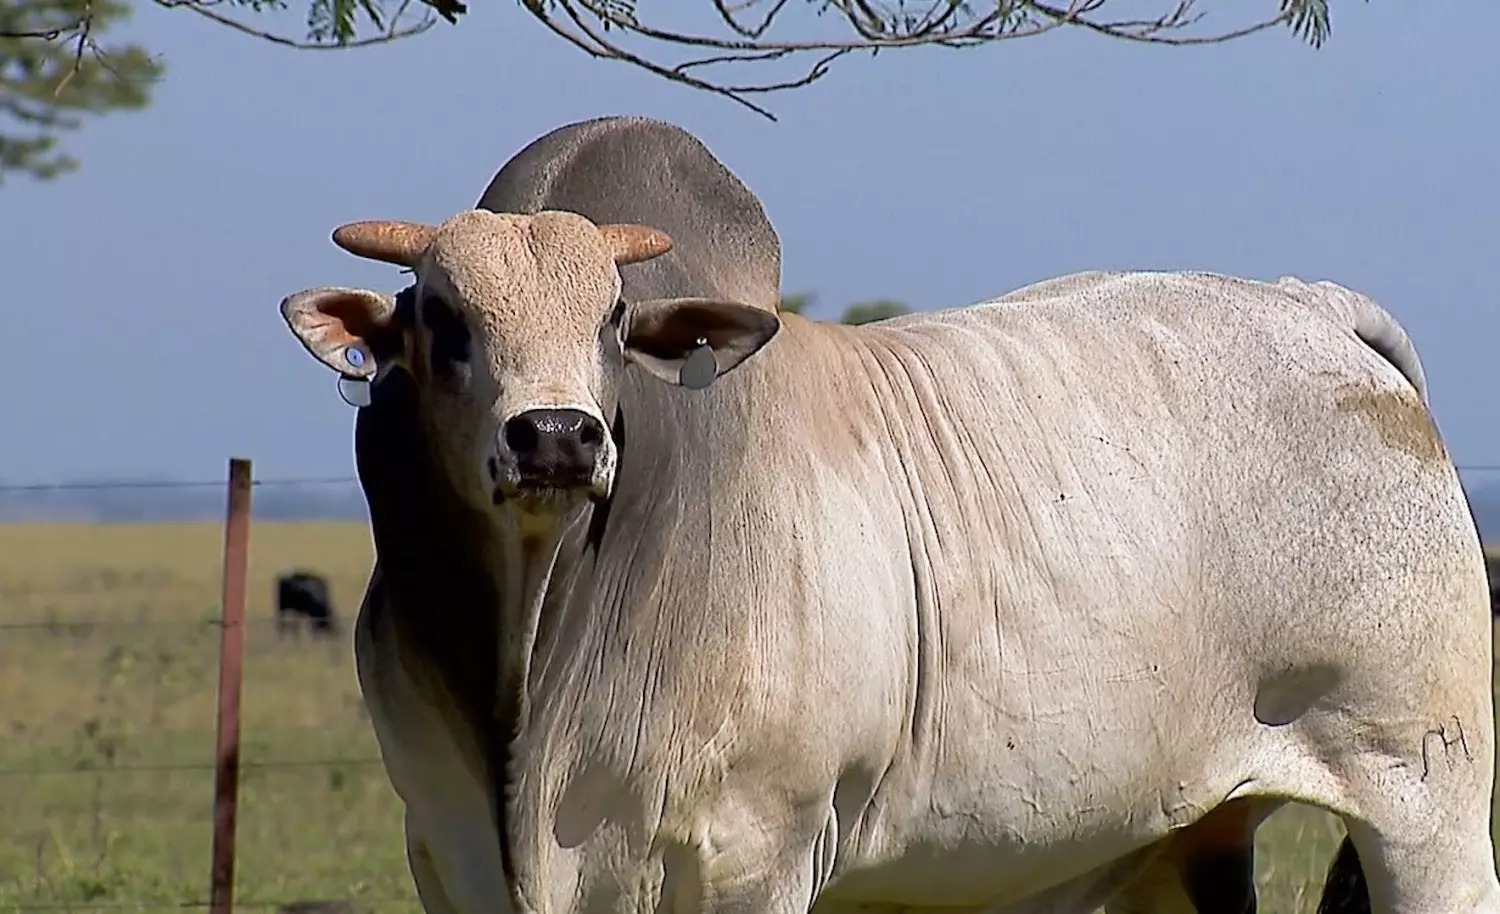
[497,368,692,720]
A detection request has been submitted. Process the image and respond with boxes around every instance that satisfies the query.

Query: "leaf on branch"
[0,134,76,179]
[418,0,467,25]
[306,0,365,43]
[225,0,290,11]
[1281,0,1334,47]
[358,0,387,32]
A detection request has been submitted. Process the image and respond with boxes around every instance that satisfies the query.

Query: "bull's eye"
[423,295,471,367]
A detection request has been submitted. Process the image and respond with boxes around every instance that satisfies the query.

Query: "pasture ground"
[0,522,1494,913]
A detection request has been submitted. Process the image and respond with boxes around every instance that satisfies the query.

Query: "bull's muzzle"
[493,407,608,502]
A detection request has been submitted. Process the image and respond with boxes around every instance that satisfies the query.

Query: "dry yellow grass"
[0,521,1492,912]
[0,521,414,911]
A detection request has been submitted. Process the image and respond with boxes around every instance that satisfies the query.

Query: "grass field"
[0,521,1494,913]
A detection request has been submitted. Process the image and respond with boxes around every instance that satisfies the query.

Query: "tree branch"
[0,8,89,40]
[152,0,437,50]
[0,0,1348,127]
[509,0,1333,119]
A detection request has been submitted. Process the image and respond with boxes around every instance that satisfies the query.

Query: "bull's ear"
[622,297,780,390]
[280,286,409,379]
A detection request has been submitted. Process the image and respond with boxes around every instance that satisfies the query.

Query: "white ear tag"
[337,375,372,408]
[679,338,717,391]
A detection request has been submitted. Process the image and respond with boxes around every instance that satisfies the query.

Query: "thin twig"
[389,0,418,37]
[543,1,784,118]
[0,20,84,38]
[712,0,791,39]
[52,0,94,98]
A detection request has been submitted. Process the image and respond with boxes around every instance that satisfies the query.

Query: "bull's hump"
[475,117,782,310]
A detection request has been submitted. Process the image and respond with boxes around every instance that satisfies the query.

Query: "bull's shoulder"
[351,565,505,821]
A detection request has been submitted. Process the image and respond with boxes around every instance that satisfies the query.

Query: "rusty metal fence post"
[210,458,253,914]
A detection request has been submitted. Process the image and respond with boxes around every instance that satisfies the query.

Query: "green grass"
[0,522,1492,912]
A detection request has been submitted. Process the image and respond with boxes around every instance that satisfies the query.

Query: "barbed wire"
[0,581,223,599]
[6,899,417,911]
[0,476,359,493]
[0,465,1499,495]
[0,717,371,741]
[0,615,334,631]
[0,756,384,777]
[0,620,223,632]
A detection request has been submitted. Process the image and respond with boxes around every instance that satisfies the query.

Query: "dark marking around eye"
[393,285,417,320]
[422,294,471,367]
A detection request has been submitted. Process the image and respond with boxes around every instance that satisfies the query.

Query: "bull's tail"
[1276,277,1430,404]
[1347,295,1429,405]
[1315,833,1371,914]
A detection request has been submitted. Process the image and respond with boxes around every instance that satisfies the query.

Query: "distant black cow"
[275,570,337,638]
[1488,559,1500,617]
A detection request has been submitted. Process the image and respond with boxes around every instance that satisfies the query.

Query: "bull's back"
[843,270,1481,725]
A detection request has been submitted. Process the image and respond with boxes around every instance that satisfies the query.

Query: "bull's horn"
[331,220,436,268]
[598,224,674,266]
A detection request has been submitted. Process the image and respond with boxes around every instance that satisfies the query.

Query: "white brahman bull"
[278,117,1497,914]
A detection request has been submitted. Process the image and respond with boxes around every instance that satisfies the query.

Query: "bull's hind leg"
[1306,662,1500,912]
[1313,782,1500,914]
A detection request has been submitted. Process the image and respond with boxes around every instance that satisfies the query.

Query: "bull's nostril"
[505,417,539,454]
[579,422,604,447]
[487,457,499,480]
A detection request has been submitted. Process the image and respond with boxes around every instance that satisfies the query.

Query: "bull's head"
[280,209,780,516]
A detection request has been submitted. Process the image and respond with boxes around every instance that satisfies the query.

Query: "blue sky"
[2,1,1496,491]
